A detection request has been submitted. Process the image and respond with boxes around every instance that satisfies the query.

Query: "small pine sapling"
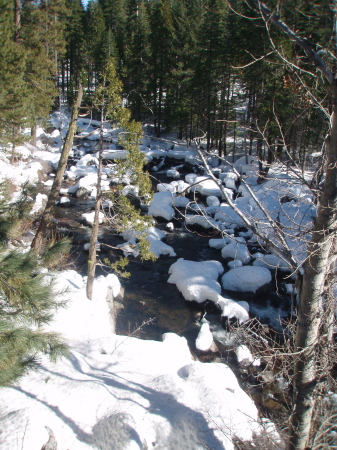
[86,58,155,298]
[0,184,69,386]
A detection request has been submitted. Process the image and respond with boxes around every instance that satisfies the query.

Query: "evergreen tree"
[166,0,202,139]
[63,0,86,104]
[192,0,228,150]
[148,0,175,136]
[86,0,107,92]
[100,0,127,66]
[124,0,151,122]
[87,58,154,298]
[0,183,69,386]
[0,0,30,162]
[21,0,60,144]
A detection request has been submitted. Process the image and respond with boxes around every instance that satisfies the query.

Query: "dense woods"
[2,1,337,449]
[0,0,327,162]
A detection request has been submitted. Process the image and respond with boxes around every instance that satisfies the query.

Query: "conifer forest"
[1,1,337,450]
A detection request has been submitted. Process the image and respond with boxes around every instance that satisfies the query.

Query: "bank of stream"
[47,147,293,425]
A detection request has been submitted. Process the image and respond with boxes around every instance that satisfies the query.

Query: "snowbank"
[0,270,260,450]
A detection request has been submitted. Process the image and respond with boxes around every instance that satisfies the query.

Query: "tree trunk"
[14,0,20,42]
[31,124,37,147]
[31,84,83,254]
[86,101,104,300]
[287,82,337,450]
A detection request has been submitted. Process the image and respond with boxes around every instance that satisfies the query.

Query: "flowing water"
[54,188,291,352]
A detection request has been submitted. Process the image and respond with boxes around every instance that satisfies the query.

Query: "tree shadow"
[12,349,228,449]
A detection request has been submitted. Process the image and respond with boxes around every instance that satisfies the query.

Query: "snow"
[196,322,214,351]
[173,195,190,208]
[185,214,220,229]
[168,258,224,303]
[228,260,243,269]
[57,196,70,205]
[167,168,180,178]
[81,211,105,226]
[148,191,175,221]
[209,237,230,249]
[190,176,234,199]
[168,259,249,323]
[0,270,260,450]
[222,266,272,293]
[221,237,251,264]
[0,110,318,449]
[206,195,220,206]
[253,252,291,271]
[30,193,47,215]
[219,172,238,189]
[120,226,176,258]
[236,344,260,366]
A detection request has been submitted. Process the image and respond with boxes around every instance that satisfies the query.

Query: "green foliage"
[40,237,72,269]
[92,58,155,276]
[0,185,69,387]
[124,0,151,122]
[64,0,87,103]
[0,182,34,243]
[105,256,131,278]
[0,0,30,152]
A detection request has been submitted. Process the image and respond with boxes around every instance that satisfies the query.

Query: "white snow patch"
[148,191,175,221]
[222,266,272,293]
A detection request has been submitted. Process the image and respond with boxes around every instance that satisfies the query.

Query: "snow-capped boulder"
[221,237,251,264]
[148,191,175,221]
[222,266,272,293]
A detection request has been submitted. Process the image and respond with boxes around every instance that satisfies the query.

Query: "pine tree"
[21,0,60,144]
[0,0,30,162]
[0,183,69,386]
[63,0,86,104]
[100,0,127,65]
[124,0,151,122]
[87,58,154,298]
[86,0,107,92]
[165,0,201,139]
[192,0,228,150]
[148,0,175,136]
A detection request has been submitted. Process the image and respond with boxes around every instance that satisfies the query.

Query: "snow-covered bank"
[0,270,261,450]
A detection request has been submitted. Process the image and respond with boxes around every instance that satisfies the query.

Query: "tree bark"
[14,0,20,42]
[287,81,337,450]
[86,99,104,300]
[31,84,83,254]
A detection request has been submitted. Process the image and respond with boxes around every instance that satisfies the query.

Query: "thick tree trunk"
[86,103,104,300]
[287,82,337,450]
[31,84,83,254]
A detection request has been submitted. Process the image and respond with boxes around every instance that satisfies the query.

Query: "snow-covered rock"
[81,211,105,226]
[168,258,224,303]
[221,237,251,264]
[196,322,214,352]
[253,252,291,271]
[222,266,272,293]
[206,195,220,207]
[148,191,175,221]
[236,344,260,367]
[228,260,243,269]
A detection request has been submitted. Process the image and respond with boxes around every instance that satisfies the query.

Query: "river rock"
[222,266,272,293]
[76,186,90,198]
